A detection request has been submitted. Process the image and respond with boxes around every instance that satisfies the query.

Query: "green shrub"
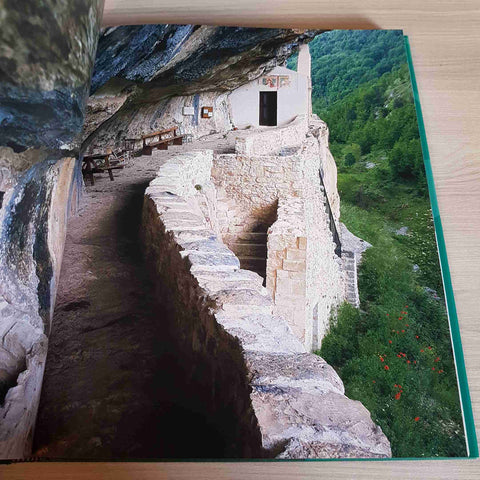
[344,152,356,166]
[319,246,466,457]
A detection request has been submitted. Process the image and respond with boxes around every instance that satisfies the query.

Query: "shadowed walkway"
[33,135,235,459]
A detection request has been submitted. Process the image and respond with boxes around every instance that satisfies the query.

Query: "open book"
[0,3,476,461]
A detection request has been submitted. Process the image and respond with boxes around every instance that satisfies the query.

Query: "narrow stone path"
[33,134,235,459]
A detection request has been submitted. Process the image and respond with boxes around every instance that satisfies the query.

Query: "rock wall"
[91,26,320,99]
[83,90,233,153]
[234,115,309,156]
[141,150,391,458]
[0,156,83,459]
[82,26,321,153]
[0,0,102,459]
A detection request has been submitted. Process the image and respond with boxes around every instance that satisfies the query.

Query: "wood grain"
[3,1,479,478]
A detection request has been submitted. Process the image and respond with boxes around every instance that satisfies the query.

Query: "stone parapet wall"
[304,180,344,350]
[141,153,391,459]
[234,115,308,157]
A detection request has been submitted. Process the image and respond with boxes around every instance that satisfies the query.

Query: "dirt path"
[33,134,234,459]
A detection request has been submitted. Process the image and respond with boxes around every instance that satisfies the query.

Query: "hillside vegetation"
[294,30,466,457]
[288,29,406,109]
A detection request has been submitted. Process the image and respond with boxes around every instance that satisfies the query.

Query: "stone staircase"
[224,232,268,283]
[339,223,372,309]
[342,250,360,307]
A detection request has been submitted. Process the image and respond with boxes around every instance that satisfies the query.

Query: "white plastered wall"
[228,66,309,128]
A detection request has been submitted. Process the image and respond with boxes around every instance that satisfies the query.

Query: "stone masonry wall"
[141,150,391,458]
[211,120,344,350]
[266,197,307,344]
[234,115,308,157]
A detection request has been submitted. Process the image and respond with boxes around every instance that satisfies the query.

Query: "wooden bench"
[82,152,124,186]
[141,127,184,155]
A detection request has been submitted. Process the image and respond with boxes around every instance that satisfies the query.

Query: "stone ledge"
[246,352,390,459]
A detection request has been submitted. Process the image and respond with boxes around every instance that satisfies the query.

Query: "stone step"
[224,232,268,243]
[231,242,267,257]
[238,259,267,280]
[238,256,267,270]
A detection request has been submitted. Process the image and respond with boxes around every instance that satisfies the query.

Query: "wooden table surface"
[3,1,479,478]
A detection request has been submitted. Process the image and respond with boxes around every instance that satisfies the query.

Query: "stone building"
[229,66,308,127]
[204,44,311,129]
[211,116,344,351]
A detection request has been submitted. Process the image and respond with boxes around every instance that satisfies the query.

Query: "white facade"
[228,65,310,128]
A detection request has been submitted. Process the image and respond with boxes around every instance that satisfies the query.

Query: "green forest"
[292,30,466,457]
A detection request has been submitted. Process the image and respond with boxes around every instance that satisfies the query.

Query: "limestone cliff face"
[83,26,321,151]
[92,25,319,97]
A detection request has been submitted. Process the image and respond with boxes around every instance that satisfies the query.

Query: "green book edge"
[404,35,478,459]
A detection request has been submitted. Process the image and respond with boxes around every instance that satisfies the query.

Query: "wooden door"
[259,91,277,126]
